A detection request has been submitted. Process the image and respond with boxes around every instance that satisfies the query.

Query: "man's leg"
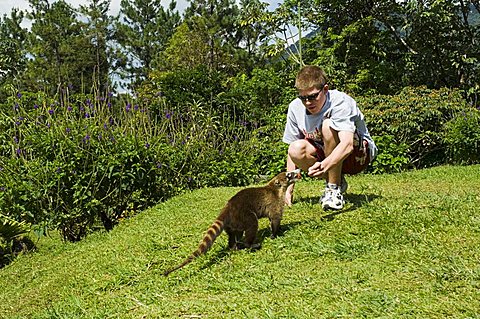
[321,119,343,186]
[287,139,318,171]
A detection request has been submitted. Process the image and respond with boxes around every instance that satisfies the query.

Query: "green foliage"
[359,87,475,169]
[367,135,409,174]
[443,108,480,164]
[115,0,181,85]
[0,214,31,267]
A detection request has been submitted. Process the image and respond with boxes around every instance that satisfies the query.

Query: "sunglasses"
[298,91,321,102]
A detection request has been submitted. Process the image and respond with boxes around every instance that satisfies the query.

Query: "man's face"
[297,85,327,115]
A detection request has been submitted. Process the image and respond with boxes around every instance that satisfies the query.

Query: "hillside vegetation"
[1,165,479,318]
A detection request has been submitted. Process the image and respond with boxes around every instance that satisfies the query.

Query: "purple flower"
[67,106,73,112]
[66,128,71,133]
[145,143,150,148]
[34,104,39,109]
[83,135,90,143]
[126,103,132,112]
[103,123,108,129]
[165,111,172,119]
[17,92,22,98]
[14,104,19,111]
[85,113,91,118]
[56,167,62,173]
[0,187,5,192]
[108,92,113,97]
[48,109,54,115]
[16,148,22,155]
[134,104,139,111]
[13,136,19,144]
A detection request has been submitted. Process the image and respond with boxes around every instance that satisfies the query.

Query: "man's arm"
[308,130,354,177]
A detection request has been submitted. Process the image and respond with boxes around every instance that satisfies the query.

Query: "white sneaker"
[320,184,345,210]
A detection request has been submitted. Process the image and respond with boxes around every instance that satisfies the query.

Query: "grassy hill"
[1,165,479,318]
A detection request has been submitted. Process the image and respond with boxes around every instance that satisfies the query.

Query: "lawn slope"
[1,165,479,318]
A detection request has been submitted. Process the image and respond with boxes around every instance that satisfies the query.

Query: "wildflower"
[145,143,150,148]
[83,134,90,143]
[165,111,172,119]
[66,128,71,133]
[17,92,22,98]
[103,123,108,129]
[13,136,19,144]
[48,109,54,115]
[0,187,5,192]
[34,104,39,109]
[67,106,73,112]
[126,103,132,112]
[85,113,91,118]
[14,103,19,111]
[108,92,113,97]
[98,134,102,140]
[56,167,62,174]
[134,104,139,111]
[16,148,22,156]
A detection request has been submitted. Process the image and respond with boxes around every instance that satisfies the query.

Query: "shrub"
[366,135,410,174]
[443,108,480,164]
[359,87,474,168]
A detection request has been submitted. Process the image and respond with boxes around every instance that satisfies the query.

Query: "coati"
[163,169,301,276]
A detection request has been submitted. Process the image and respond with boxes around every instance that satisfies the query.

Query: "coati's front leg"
[270,218,281,238]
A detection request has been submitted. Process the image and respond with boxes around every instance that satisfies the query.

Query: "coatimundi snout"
[163,169,301,276]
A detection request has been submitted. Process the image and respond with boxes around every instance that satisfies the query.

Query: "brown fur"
[163,170,301,276]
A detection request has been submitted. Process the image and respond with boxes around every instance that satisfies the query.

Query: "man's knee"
[321,119,339,150]
[288,140,311,160]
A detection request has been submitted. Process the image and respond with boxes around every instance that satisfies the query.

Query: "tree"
[79,0,114,94]
[115,0,181,87]
[183,0,243,73]
[23,0,101,96]
[0,9,28,97]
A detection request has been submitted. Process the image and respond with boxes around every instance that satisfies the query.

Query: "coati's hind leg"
[226,229,244,250]
[242,218,261,250]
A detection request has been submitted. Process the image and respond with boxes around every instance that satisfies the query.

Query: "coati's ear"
[274,179,281,187]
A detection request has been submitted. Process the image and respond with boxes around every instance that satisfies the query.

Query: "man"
[283,65,377,210]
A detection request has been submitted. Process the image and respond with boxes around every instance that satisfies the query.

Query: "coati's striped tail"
[163,218,225,276]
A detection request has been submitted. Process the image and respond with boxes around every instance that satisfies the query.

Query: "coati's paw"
[249,243,262,251]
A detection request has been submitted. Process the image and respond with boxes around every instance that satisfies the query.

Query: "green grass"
[1,165,480,318]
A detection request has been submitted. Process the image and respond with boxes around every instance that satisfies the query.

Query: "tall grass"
[0,89,269,242]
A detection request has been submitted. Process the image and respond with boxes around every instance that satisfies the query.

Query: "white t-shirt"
[283,90,378,160]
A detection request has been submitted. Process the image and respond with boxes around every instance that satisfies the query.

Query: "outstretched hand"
[308,161,327,178]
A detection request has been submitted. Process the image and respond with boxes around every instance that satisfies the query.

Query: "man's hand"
[308,161,327,178]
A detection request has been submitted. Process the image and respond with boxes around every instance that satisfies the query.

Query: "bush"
[443,108,480,164]
[366,135,410,174]
[359,87,475,169]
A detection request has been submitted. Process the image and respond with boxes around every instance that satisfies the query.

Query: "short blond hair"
[295,65,328,90]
